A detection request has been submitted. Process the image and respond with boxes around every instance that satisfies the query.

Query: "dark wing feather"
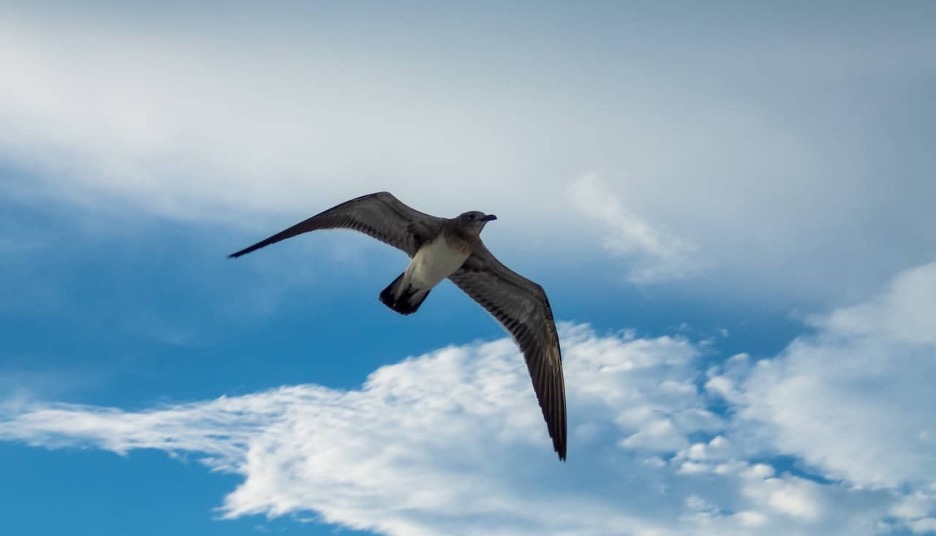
[449,244,567,460]
[229,192,444,258]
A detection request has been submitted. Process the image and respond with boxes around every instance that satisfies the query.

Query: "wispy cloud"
[6,258,936,536]
[569,174,701,283]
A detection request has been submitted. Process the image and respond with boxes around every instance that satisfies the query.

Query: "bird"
[229,192,567,460]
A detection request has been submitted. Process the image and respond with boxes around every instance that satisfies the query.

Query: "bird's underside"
[229,192,567,460]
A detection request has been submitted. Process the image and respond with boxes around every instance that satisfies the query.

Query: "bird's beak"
[483,214,498,222]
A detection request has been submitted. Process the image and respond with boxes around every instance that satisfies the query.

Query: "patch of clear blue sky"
[0,443,372,536]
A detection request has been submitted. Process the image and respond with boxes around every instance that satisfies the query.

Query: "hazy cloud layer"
[4,260,936,535]
[2,4,934,301]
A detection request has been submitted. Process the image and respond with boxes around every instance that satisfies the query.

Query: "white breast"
[406,235,471,289]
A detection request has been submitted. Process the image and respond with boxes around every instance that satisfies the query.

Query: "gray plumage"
[229,192,567,460]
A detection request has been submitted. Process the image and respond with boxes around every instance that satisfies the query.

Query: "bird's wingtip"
[228,245,259,258]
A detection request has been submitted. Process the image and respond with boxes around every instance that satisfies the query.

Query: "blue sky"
[1,2,935,535]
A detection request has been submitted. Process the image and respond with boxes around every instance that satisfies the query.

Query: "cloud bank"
[3,260,936,535]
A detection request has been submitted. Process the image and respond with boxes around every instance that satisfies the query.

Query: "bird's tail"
[379,272,430,315]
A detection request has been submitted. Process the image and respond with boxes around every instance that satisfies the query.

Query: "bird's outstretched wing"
[229,192,444,258]
[449,244,567,460]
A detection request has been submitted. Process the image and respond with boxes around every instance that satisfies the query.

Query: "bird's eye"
[468,214,476,220]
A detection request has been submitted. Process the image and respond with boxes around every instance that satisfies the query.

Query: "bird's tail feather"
[379,273,430,315]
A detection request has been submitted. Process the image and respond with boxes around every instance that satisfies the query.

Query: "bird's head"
[456,211,497,236]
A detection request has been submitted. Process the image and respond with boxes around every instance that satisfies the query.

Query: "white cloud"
[820,262,936,345]
[569,174,700,283]
[1,319,929,535]
[732,261,936,492]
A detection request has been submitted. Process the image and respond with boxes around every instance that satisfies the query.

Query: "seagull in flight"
[230,192,567,460]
